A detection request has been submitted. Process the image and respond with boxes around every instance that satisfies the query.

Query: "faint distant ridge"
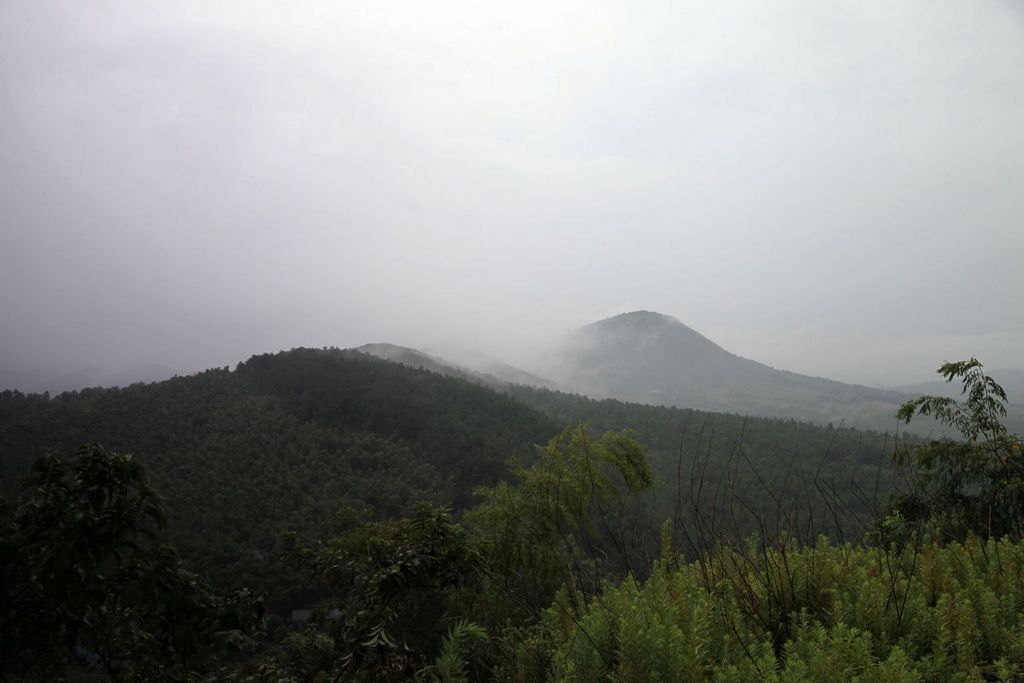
[550,310,911,430]
[351,343,558,390]
[0,363,180,394]
[352,343,459,375]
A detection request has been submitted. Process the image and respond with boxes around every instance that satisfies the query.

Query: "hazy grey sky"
[2,1,1023,390]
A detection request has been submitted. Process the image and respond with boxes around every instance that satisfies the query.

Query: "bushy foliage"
[519,536,1024,681]
[257,425,655,681]
[0,444,256,680]
[511,361,1024,681]
[469,424,656,623]
[276,504,486,682]
[893,358,1024,540]
[418,620,489,683]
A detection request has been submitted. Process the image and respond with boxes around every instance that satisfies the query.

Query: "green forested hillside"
[506,384,901,546]
[0,349,558,604]
[3,351,1022,680]
[0,348,899,605]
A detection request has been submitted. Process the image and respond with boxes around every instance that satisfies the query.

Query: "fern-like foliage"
[892,360,1024,540]
[895,358,1008,441]
[418,620,488,683]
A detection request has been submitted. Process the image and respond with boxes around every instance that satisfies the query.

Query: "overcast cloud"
[2,0,1023,390]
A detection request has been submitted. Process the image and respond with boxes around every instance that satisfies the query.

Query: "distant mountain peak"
[574,311,724,352]
[550,310,908,430]
[585,310,681,329]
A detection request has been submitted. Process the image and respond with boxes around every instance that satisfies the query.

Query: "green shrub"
[520,538,1024,681]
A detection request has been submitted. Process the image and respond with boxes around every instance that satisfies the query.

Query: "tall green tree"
[893,359,1024,540]
[278,504,485,682]
[470,424,656,625]
[0,444,255,680]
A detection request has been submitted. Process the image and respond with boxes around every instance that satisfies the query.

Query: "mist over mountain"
[541,310,911,431]
[354,343,560,390]
[306,311,1023,434]
[3,2,1024,678]
[340,311,953,432]
[352,343,467,377]
[0,363,181,395]
[6,310,1016,435]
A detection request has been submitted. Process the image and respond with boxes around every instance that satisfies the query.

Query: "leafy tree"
[893,359,1024,540]
[897,358,1011,441]
[417,620,489,683]
[469,424,656,627]
[279,504,485,682]
[265,425,656,682]
[0,444,255,680]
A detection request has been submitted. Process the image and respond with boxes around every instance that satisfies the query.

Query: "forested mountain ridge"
[0,349,559,605]
[0,347,900,608]
[353,342,560,389]
[545,311,914,431]
[351,312,956,433]
[351,343,478,379]
[13,348,1017,680]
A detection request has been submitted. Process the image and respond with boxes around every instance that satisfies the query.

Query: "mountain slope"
[0,349,559,604]
[0,346,907,611]
[547,311,910,431]
[351,343,468,377]
[353,342,559,389]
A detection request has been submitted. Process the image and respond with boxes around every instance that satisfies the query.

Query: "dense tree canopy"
[0,444,255,680]
[0,349,898,609]
[5,351,1020,680]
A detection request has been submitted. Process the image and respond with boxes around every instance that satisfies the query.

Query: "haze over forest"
[2,1,1023,392]
[7,4,1024,680]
